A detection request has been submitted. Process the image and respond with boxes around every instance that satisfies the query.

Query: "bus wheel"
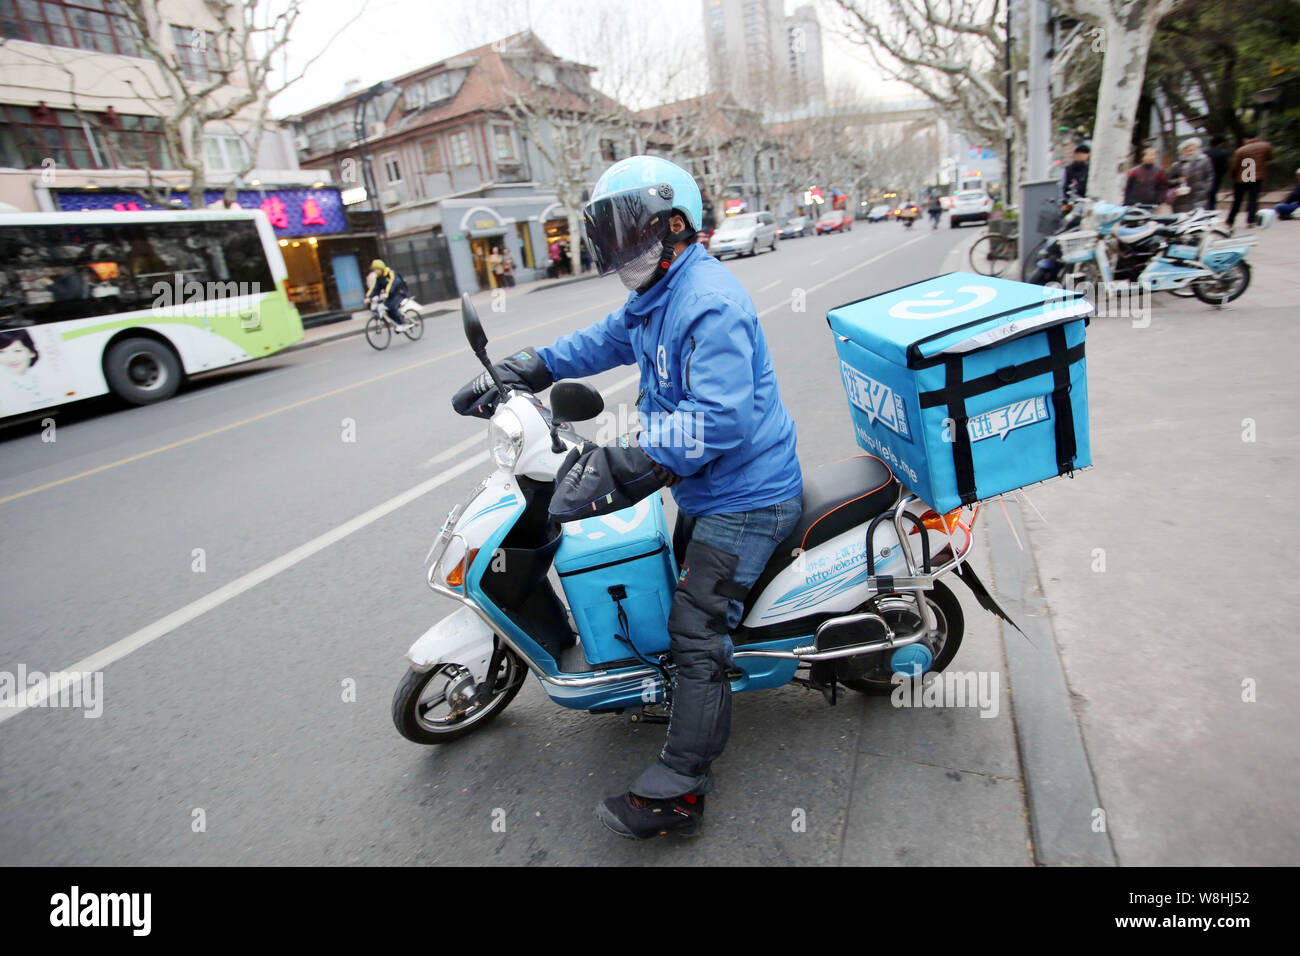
[104,337,182,405]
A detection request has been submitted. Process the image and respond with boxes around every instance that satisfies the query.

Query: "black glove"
[451,347,554,418]
[549,434,680,521]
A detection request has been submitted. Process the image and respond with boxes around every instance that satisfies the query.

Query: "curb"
[525,272,602,294]
[284,307,455,354]
[985,497,1118,867]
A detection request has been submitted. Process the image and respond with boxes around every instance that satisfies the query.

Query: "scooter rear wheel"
[1191,261,1251,305]
[840,580,965,695]
[392,649,527,744]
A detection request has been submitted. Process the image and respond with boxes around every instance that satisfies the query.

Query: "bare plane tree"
[830,0,1023,160]
[118,0,361,208]
[1050,0,1184,203]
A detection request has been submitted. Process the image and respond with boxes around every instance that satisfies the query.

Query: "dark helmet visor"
[582,187,674,276]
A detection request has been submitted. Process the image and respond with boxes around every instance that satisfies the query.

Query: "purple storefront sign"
[55,188,348,239]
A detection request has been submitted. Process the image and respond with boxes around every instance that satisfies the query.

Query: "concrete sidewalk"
[997,222,1300,864]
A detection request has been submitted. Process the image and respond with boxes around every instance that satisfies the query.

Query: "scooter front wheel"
[392,649,527,744]
[840,580,965,695]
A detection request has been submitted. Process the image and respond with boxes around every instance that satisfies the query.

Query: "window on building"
[0,104,175,170]
[420,138,444,174]
[170,25,218,83]
[202,134,250,173]
[448,130,472,167]
[493,125,515,161]
[1,0,143,56]
[600,139,617,162]
[428,74,451,101]
[382,152,402,183]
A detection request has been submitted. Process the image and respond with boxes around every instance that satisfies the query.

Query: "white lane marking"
[757,279,782,293]
[0,451,488,726]
[0,373,643,728]
[757,234,929,318]
[425,433,483,466]
[810,257,825,265]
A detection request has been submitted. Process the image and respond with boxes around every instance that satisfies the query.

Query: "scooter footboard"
[405,606,496,680]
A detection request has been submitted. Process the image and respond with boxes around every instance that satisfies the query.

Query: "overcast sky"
[270,0,906,117]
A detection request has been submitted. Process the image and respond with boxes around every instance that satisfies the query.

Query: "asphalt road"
[0,218,989,865]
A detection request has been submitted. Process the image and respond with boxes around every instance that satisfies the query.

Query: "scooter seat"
[784,455,898,553]
[741,456,898,614]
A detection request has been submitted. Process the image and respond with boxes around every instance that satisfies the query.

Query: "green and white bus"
[0,209,304,417]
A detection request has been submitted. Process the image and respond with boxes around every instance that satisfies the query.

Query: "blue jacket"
[537,242,802,517]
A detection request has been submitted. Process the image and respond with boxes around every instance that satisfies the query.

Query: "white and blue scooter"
[391,296,998,745]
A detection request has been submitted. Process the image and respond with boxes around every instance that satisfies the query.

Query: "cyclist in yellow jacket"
[364,259,411,332]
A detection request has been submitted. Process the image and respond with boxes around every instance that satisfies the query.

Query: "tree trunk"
[567,209,582,278]
[1089,16,1158,204]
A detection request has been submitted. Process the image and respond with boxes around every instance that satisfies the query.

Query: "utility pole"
[1004,0,1014,203]
[1027,0,1052,181]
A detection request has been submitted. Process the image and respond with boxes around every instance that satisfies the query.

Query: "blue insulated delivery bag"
[827,272,1092,513]
[554,492,677,665]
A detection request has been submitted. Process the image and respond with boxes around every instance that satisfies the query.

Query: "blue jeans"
[677,494,803,648]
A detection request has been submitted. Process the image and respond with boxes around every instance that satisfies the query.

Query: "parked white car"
[950,190,994,228]
[708,212,777,258]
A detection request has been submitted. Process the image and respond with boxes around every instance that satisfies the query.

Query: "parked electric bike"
[1028,199,1264,305]
[391,295,1012,745]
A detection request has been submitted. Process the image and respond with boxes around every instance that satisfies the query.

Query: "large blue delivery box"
[828,272,1092,513]
[555,492,677,666]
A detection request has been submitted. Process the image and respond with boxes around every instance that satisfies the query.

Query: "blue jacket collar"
[623,242,704,322]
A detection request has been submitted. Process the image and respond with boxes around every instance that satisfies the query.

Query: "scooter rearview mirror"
[550,381,605,425]
[461,293,488,352]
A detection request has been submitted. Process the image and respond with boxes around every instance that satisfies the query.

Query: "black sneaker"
[597,791,704,839]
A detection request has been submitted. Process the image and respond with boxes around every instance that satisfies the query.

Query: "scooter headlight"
[489,408,524,470]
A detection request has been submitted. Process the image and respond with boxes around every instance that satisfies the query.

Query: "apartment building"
[0,0,356,319]
[285,32,649,298]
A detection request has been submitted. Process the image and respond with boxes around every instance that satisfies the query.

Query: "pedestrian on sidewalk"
[502,247,516,287]
[548,239,561,279]
[1206,135,1230,209]
[1168,138,1214,213]
[1060,144,1090,201]
[927,193,942,229]
[1228,130,1275,227]
[488,246,504,290]
[1124,147,1168,206]
[1275,168,1300,220]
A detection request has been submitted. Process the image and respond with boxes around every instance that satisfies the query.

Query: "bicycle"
[365,297,425,350]
[968,217,1019,277]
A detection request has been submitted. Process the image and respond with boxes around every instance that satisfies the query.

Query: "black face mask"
[631,226,694,294]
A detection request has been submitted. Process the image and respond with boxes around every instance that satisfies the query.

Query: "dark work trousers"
[1228,181,1261,226]
[630,494,802,799]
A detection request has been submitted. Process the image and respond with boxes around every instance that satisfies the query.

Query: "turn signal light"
[445,548,479,588]
[911,508,965,535]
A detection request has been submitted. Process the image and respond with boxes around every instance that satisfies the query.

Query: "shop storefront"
[54,186,362,321]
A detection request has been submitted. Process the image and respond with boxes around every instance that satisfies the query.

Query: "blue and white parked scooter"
[391,295,1011,745]
[1044,200,1269,306]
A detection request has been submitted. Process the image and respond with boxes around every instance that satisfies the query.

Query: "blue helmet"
[582,155,703,278]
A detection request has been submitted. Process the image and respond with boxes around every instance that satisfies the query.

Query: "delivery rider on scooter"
[451,156,803,839]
